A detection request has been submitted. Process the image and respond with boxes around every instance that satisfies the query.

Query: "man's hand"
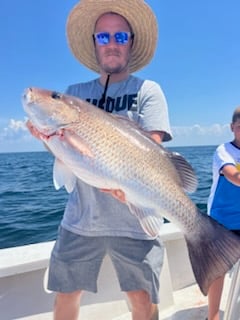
[26,120,47,140]
[26,120,53,153]
[100,188,126,203]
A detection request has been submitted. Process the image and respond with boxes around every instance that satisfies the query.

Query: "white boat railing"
[2,223,239,319]
[0,223,195,320]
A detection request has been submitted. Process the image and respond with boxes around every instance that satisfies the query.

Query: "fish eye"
[51,91,62,99]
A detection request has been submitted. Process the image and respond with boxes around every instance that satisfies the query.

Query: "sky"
[0,0,239,153]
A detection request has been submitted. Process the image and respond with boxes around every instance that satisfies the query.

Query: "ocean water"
[0,145,216,249]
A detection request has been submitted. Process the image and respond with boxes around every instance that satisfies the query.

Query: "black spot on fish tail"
[184,212,240,296]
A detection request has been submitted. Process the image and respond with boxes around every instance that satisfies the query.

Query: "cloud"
[172,123,230,137]
[0,118,27,140]
[167,123,232,147]
[0,118,44,153]
[0,119,27,138]
[8,118,28,132]
[0,118,234,153]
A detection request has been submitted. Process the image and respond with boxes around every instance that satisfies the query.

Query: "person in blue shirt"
[207,106,240,320]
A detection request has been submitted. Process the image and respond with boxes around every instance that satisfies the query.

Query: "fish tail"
[184,211,240,296]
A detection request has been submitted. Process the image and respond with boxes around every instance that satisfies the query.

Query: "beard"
[102,63,127,74]
[96,49,130,74]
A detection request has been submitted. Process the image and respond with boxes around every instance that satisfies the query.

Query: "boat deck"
[18,274,231,320]
[159,275,230,320]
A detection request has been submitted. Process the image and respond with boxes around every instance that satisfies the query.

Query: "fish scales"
[78,112,195,227]
[22,87,240,296]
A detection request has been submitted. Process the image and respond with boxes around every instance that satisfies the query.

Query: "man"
[207,107,240,320]
[28,1,172,319]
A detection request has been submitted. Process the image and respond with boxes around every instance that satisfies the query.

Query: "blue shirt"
[208,142,240,230]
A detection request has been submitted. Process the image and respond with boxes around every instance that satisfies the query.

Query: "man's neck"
[99,71,130,85]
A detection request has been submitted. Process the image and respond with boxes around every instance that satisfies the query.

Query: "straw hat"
[66,0,158,73]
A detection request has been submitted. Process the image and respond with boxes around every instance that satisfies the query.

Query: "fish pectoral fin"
[127,203,163,237]
[53,158,77,193]
[62,129,94,158]
[166,150,198,193]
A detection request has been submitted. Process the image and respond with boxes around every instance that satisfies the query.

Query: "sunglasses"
[93,31,134,46]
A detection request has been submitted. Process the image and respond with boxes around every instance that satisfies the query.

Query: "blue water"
[0,145,216,249]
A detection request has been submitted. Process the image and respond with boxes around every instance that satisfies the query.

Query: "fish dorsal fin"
[53,158,77,193]
[127,203,163,237]
[166,150,198,193]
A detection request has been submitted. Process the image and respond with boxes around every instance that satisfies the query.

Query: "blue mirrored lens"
[95,32,130,45]
[96,32,110,45]
[114,32,129,44]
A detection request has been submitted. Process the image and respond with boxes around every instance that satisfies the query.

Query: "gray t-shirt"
[61,75,172,239]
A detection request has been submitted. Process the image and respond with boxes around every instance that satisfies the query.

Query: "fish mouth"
[22,87,53,109]
[22,87,60,135]
[22,88,33,110]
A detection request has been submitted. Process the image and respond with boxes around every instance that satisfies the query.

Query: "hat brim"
[66,0,158,73]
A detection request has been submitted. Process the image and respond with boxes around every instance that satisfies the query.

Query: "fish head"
[22,87,83,135]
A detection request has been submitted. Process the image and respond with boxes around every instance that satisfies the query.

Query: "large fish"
[22,87,240,296]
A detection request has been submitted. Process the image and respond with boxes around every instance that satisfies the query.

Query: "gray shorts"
[48,226,164,303]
